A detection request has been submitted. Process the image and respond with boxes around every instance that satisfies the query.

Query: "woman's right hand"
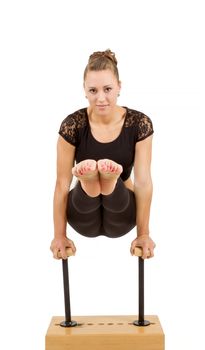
[50,236,77,260]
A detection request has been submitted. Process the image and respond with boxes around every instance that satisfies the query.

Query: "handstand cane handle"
[58,247,150,328]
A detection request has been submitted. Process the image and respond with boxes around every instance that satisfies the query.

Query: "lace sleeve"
[58,115,78,146]
[136,114,154,142]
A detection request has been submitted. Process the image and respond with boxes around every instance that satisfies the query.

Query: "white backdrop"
[0,1,204,349]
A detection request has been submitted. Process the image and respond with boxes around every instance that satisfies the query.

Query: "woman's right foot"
[72,160,100,197]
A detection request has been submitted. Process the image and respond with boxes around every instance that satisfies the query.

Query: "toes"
[72,160,97,177]
[98,159,122,175]
[111,164,118,173]
[88,160,97,172]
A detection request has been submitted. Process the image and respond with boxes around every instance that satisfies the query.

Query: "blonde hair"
[83,49,119,82]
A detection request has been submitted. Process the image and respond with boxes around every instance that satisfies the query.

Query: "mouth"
[96,105,109,107]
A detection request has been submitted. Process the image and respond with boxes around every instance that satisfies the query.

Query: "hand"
[50,236,76,260]
[130,234,156,259]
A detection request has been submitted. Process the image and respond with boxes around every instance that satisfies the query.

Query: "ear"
[83,82,87,96]
[118,80,122,95]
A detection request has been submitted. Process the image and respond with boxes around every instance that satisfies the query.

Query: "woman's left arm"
[130,135,156,259]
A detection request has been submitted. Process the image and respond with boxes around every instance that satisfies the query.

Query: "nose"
[97,91,106,102]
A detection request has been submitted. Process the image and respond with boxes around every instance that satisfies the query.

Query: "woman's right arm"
[50,136,76,259]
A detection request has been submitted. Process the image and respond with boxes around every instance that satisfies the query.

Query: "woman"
[50,49,156,260]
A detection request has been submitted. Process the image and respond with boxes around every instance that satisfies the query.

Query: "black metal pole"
[60,258,77,327]
[133,257,150,326]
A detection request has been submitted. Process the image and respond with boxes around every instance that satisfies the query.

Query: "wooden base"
[45,315,164,350]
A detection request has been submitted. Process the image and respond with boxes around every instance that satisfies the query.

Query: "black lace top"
[59,107,154,181]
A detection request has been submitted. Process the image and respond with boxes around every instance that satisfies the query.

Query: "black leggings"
[66,178,136,238]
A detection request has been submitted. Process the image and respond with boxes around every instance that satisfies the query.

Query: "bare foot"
[72,160,100,197]
[97,159,123,195]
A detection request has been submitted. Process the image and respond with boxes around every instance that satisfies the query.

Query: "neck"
[88,105,121,125]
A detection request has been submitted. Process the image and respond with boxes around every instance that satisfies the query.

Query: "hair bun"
[84,49,120,82]
[89,49,118,66]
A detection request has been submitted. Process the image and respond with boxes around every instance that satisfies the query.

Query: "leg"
[69,159,104,237]
[97,159,123,195]
[67,181,103,237]
[102,178,136,237]
[72,159,100,197]
[69,158,134,237]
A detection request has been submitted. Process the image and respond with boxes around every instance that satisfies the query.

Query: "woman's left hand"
[130,234,156,259]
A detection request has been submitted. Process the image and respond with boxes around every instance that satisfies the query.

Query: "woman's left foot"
[97,159,123,195]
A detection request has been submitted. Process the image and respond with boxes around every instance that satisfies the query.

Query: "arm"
[130,135,156,258]
[50,135,76,259]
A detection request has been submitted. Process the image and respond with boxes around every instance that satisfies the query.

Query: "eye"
[104,87,112,93]
[89,88,97,94]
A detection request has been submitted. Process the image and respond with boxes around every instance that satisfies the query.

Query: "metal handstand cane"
[60,255,77,327]
[59,247,150,327]
[133,254,150,326]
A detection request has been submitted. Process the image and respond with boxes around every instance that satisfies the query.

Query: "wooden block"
[57,248,74,258]
[45,315,164,350]
[134,246,150,257]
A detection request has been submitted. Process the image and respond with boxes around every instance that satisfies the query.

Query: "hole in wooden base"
[56,321,152,327]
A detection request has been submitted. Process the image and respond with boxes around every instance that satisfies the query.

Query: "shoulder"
[125,107,153,126]
[60,107,87,129]
[124,107,154,142]
[58,107,88,146]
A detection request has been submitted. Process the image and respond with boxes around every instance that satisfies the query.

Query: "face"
[84,69,121,115]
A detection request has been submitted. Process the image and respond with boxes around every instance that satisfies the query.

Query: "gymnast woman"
[50,49,156,260]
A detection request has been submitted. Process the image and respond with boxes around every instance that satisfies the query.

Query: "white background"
[0,0,204,349]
